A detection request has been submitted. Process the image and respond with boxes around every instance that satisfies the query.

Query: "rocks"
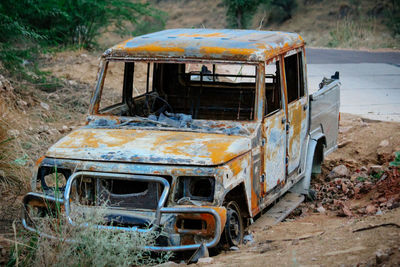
[243,233,255,245]
[375,249,390,264]
[68,80,78,86]
[230,246,239,251]
[154,261,179,267]
[369,165,383,174]
[338,139,352,148]
[59,125,71,133]
[40,102,50,111]
[311,159,400,217]
[360,166,368,172]
[198,257,213,264]
[339,126,353,134]
[0,74,14,92]
[48,128,60,135]
[37,125,60,135]
[327,165,349,180]
[365,204,377,214]
[17,99,28,107]
[317,206,326,214]
[379,139,389,147]
[7,129,20,137]
[38,125,50,133]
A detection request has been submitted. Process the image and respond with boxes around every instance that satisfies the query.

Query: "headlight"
[174,176,215,203]
[37,166,71,191]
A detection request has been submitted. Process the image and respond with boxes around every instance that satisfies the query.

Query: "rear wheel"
[223,201,243,247]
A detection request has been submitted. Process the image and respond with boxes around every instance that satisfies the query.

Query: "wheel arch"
[290,134,326,197]
[222,183,250,222]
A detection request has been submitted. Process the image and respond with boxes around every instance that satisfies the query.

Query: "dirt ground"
[1,51,400,266]
[188,114,400,267]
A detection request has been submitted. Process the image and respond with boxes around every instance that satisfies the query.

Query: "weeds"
[10,199,173,266]
[390,151,400,168]
[328,17,377,48]
[385,0,400,37]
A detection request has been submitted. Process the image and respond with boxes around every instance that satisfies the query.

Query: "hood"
[46,128,251,166]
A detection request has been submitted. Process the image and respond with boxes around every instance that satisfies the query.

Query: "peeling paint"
[22,29,341,251]
[106,29,304,62]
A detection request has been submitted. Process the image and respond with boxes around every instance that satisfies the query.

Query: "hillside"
[151,0,399,50]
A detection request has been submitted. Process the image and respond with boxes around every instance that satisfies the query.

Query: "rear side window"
[284,52,304,103]
[264,60,282,116]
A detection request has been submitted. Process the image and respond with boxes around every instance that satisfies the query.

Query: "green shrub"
[390,151,400,168]
[265,0,298,24]
[386,0,400,36]
[224,0,261,29]
[0,0,156,48]
[0,0,165,78]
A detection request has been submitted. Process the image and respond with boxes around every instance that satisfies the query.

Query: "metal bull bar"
[22,171,222,251]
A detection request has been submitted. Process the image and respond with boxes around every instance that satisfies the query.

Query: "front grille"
[99,179,160,209]
[72,174,172,210]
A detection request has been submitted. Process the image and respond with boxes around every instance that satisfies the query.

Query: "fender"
[290,133,325,197]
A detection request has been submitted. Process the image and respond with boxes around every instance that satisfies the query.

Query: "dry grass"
[10,202,172,266]
[0,71,90,193]
[0,87,31,189]
[150,0,398,50]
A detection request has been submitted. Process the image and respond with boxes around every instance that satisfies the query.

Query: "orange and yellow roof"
[104,28,304,62]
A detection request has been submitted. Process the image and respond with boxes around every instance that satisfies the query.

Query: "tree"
[0,0,163,73]
[224,0,261,29]
[267,0,298,23]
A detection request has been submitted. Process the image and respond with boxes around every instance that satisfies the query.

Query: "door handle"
[303,104,308,111]
[281,118,286,124]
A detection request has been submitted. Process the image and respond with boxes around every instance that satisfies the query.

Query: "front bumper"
[22,171,226,251]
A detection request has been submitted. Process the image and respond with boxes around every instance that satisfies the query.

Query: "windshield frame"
[89,58,264,122]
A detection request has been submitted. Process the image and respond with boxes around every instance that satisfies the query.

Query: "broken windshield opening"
[97,61,258,122]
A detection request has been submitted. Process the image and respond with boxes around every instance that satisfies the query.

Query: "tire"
[223,201,243,247]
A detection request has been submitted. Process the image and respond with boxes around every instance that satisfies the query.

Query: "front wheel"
[223,201,243,247]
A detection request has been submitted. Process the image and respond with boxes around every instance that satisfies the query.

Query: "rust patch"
[178,32,226,38]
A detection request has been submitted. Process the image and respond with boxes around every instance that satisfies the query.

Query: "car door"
[283,49,308,175]
[262,59,287,194]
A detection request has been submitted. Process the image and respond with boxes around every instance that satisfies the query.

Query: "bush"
[386,0,400,36]
[9,203,172,266]
[0,0,165,78]
[224,0,261,29]
[0,0,155,48]
[266,0,298,24]
[327,17,377,48]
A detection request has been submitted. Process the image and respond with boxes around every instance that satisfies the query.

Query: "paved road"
[305,48,400,122]
[306,48,400,64]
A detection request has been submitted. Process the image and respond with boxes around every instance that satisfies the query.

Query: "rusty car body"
[22,29,340,251]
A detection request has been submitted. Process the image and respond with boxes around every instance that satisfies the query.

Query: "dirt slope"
[204,209,400,266]
[151,0,398,49]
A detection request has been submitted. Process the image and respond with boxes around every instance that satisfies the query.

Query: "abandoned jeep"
[23,29,340,251]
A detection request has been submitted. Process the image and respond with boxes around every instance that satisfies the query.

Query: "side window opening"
[298,52,304,98]
[133,62,154,97]
[284,51,305,103]
[264,60,282,116]
[99,61,125,111]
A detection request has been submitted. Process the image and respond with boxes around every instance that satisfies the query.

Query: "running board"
[249,193,305,231]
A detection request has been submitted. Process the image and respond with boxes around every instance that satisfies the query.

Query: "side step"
[249,193,305,231]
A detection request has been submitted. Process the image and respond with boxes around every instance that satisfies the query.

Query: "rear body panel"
[310,80,340,155]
